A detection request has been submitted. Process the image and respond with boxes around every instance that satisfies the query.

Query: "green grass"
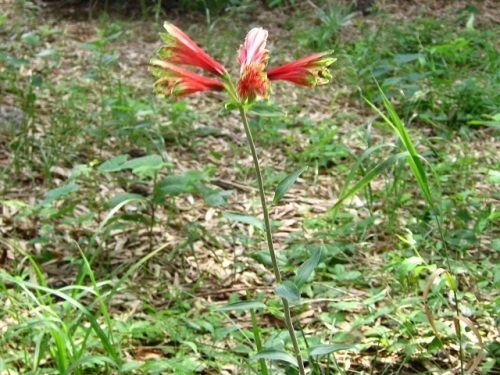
[1,0,498,374]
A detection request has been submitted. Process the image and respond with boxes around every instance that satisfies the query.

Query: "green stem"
[250,306,268,375]
[238,105,305,375]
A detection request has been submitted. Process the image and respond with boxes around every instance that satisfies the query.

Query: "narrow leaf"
[251,348,298,367]
[214,301,266,312]
[64,355,118,375]
[294,248,321,288]
[454,315,483,374]
[0,275,118,361]
[106,193,146,208]
[366,91,434,208]
[329,152,409,212]
[309,344,357,356]
[338,143,396,202]
[274,280,300,302]
[222,212,264,231]
[273,166,308,204]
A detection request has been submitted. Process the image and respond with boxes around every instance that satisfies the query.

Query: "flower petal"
[238,27,269,69]
[237,63,270,102]
[266,51,336,86]
[158,22,226,76]
[151,59,225,97]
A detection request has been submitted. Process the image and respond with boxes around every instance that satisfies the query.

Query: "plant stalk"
[238,105,305,375]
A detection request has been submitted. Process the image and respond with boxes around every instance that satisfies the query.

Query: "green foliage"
[1,2,497,374]
[296,1,356,50]
[337,8,500,129]
[273,166,308,204]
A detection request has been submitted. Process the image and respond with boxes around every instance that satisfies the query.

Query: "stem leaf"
[214,301,266,312]
[309,344,357,356]
[251,348,298,367]
[222,211,264,231]
[294,248,321,288]
[274,280,300,302]
[248,101,285,117]
[273,166,308,204]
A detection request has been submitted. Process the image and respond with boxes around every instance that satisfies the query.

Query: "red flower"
[150,59,225,97]
[266,51,336,86]
[238,64,270,101]
[151,23,336,101]
[157,22,226,77]
[237,28,270,102]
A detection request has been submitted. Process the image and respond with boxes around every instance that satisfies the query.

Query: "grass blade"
[329,151,409,212]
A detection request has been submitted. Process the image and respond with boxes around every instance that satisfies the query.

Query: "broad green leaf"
[294,248,321,288]
[202,189,232,207]
[222,212,264,231]
[98,154,128,172]
[36,182,79,208]
[214,301,266,311]
[273,166,308,204]
[399,257,425,277]
[70,164,93,179]
[6,57,29,66]
[36,49,59,58]
[249,250,288,267]
[488,170,500,183]
[193,182,232,206]
[120,155,163,178]
[78,41,101,51]
[157,175,191,195]
[214,326,239,342]
[119,361,143,372]
[183,169,205,180]
[21,31,39,46]
[157,171,211,197]
[330,264,361,281]
[248,101,285,117]
[251,348,298,367]
[61,211,95,225]
[274,280,300,302]
[393,53,424,64]
[309,344,357,356]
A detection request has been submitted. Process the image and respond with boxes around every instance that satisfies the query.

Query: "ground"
[0,0,499,374]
